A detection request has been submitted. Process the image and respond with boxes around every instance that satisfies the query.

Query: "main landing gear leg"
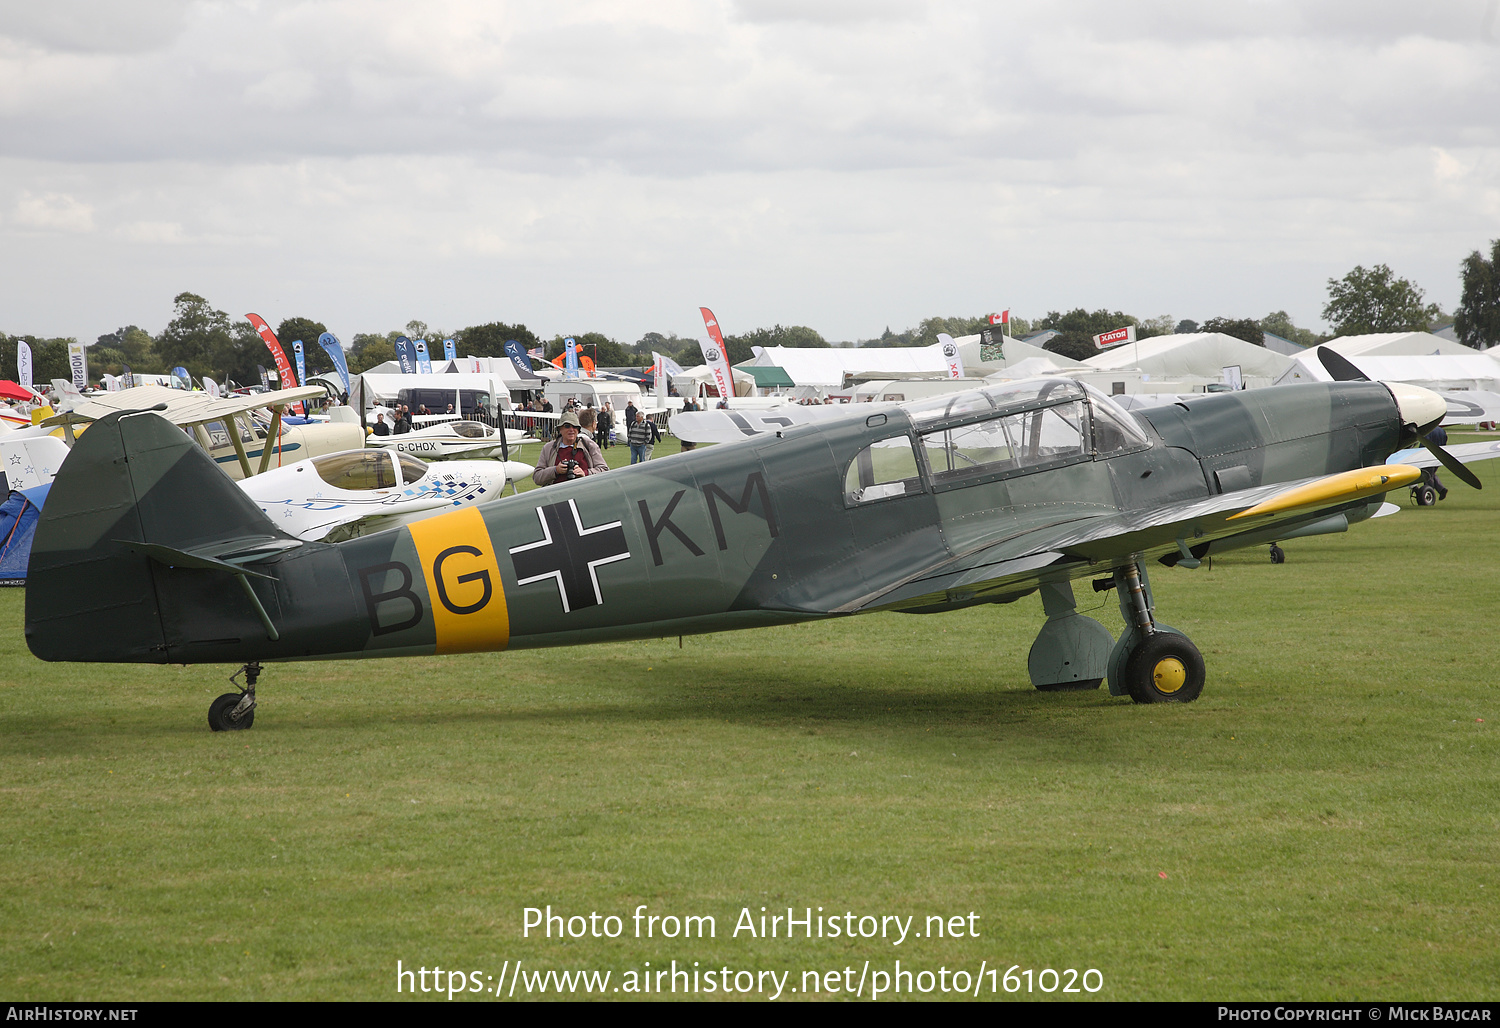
[1105,560,1205,704]
[209,662,260,732]
[1027,581,1111,691]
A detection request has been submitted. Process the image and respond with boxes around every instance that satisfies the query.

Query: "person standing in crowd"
[597,402,614,450]
[533,411,608,486]
[624,399,638,430]
[372,413,391,437]
[578,408,597,442]
[628,410,660,464]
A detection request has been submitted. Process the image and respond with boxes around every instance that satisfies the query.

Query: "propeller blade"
[1420,434,1483,490]
[1317,347,1369,382]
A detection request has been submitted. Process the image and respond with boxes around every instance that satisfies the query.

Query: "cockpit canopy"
[843,379,1151,505]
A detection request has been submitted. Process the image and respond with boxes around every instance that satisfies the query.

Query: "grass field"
[1,437,1497,1001]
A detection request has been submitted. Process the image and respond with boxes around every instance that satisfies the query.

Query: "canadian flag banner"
[988,310,1010,326]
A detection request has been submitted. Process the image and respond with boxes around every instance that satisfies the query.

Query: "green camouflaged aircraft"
[24,374,1463,730]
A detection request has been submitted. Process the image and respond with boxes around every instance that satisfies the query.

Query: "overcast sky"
[2,0,1498,346]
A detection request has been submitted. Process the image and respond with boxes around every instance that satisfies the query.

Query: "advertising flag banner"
[503,340,539,380]
[697,307,736,405]
[1223,365,1244,391]
[394,337,417,375]
[938,333,963,379]
[443,338,457,362]
[245,313,304,413]
[316,332,351,395]
[17,341,32,391]
[122,363,134,390]
[653,352,685,379]
[257,364,271,390]
[203,376,221,398]
[413,338,433,374]
[563,337,580,379]
[1093,325,1136,350]
[69,343,88,391]
[979,327,1005,364]
[292,340,308,395]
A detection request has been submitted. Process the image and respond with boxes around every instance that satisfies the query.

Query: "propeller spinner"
[1316,347,1481,490]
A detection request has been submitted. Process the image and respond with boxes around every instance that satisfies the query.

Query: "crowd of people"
[530,397,675,486]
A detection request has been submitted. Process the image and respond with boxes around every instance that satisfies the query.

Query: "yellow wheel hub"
[1152,657,1187,694]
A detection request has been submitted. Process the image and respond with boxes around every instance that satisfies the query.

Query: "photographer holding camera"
[532,410,609,487]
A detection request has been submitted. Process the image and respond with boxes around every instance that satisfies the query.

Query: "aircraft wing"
[39,385,325,429]
[839,464,1422,614]
[1386,439,1500,469]
[671,404,886,443]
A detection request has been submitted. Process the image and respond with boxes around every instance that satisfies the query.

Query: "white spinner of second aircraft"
[238,448,533,542]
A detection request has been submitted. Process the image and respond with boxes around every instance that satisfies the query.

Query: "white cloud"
[0,1,1497,342]
[13,190,94,232]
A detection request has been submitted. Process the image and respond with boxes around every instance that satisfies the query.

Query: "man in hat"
[533,410,608,486]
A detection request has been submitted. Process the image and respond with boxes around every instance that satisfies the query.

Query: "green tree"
[1175,319,1199,334]
[458,322,542,359]
[1035,309,1138,362]
[157,292,236,380]
[1202,317,1265,346]
[2,334,75,385]
[720,324,829,364]
[94,326,163,372]
[275,317,330,378]
[349,334,397,375]
[633,332,694,364]
[1322,264,1441,336]
[1454,239,1500,350]
[1136,315,1175,340]
[1258,311,1318,347]
[547,332,631,368]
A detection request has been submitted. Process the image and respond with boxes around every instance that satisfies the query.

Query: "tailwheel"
[1124,633,1205,704]
[209,662,260,732]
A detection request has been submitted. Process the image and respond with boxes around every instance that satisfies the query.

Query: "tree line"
[5,245,1498,387]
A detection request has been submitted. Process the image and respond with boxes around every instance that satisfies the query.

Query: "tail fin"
[25,410,297,662]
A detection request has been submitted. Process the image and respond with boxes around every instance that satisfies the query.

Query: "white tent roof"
[954,333,1085,371]
[1083,332,1293,378]
[980,356,1073,380]
[1276,347,1500,390]
[1324,332,1478,357]
[746,344,949,387]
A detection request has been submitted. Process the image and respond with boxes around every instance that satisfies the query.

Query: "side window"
[396,455,428,484]
[1089,397,1150,456]
[920,401,1088,485]
[844,436,924,505]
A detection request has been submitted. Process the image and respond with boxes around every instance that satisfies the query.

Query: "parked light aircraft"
[25,377,1468,730]
[36,384,361,479]
[367,419,531,462]
[238,449,533,542]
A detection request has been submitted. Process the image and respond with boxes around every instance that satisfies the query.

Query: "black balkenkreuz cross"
[508,499,631,613]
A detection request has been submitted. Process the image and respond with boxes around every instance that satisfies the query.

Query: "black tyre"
[1124,633,1205,704]
[208,692,254,732]
[1414,485,1435,507]
[1269,544,1285,564]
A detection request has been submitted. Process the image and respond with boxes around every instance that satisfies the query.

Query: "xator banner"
[697,308,736,406]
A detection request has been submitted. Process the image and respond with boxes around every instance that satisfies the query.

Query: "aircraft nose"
[1385,381,1446,433]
